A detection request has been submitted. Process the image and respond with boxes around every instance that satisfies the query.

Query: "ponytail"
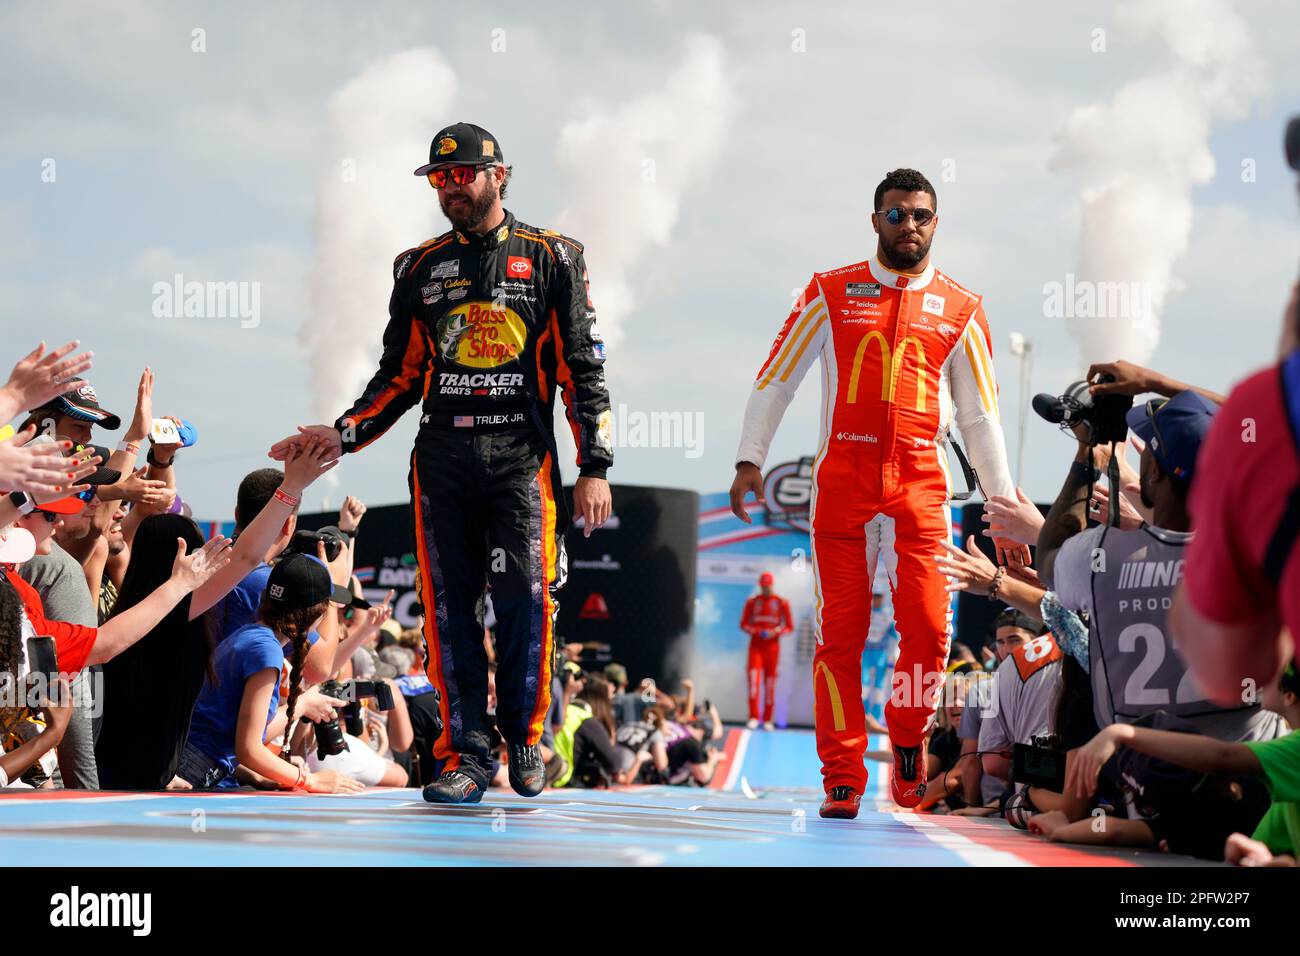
[258,595,328,757]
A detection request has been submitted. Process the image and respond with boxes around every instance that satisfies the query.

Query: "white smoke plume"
[302,48,455,424]
[1049,0,1266,365]
[552,35,735,345]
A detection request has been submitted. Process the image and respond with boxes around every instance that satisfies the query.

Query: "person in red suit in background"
[741,572,793,730]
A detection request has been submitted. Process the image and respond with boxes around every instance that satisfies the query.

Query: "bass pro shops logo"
[436,301,527,369]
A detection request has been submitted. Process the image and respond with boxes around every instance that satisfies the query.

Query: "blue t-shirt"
[216,563,319,647]
[216,564,273,639]
[186,623,287,780]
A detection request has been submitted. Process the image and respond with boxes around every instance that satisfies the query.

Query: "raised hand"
[170,535,233,592]
[124,367,154,443]
[0,341,93,416]
[281,436,339,495]
[0,428,94,499]
[269,425,342,463]
[981,487,1043,547]
[338,494,367,534]
[935,535,998,594]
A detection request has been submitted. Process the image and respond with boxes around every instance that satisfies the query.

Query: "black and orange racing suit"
[334,210,613,790]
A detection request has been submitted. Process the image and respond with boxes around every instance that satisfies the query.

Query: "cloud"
[1048,0,1268,365]
[552,34,736,346]
[300,47,456,424]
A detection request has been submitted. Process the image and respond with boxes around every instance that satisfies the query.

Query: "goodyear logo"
[436,300,527,368]
[436,137,457,156]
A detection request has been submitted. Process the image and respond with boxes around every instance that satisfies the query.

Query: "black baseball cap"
[265,552,354,611]
[32,383,121,430]
[28,435,121,486]
[413,123,504,176]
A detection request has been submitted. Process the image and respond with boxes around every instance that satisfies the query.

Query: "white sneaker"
[745,718,759,730]
[763,721,776,731]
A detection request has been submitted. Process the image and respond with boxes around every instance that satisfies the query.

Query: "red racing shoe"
[819,786,863,819]
[890,739,928,809]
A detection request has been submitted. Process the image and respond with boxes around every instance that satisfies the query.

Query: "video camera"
[1032,373,1133,446]
[1011,734,1066,793]
[309,678,395,760]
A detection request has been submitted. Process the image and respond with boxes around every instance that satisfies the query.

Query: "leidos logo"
[846,333,927,411]
[437,301,527,369]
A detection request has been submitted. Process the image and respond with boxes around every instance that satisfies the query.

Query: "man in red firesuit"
[729,168,1027,819]
[740,571,793,731]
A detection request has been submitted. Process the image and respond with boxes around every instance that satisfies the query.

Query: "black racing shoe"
[508,743,547,797]
[890,738,928,809]
[422,770,484,804]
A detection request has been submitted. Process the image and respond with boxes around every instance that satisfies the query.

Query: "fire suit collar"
[454,210,515,249]
[868,255,934,292]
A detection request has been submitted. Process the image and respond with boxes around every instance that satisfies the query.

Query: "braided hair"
[0,575,24,731]
[258,593,328,758]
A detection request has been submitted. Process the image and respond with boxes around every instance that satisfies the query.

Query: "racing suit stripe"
[962,327,998,417]
[951,312,1015,499]
[410,453,461,776]
[348,319,428,450]
[737,294,830,470]
[548,307,584,455]
[758,300,825,389]
[409,238,453,273]
[525,452,560,743]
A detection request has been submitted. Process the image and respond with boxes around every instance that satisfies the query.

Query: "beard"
[1139,472,1156,511]
[881,232,932,270]
[440,186,498,231]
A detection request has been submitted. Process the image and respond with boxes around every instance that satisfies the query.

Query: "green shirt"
[1244,729,1300,856]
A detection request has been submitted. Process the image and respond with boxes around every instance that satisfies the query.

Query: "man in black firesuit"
[270,123,613,804]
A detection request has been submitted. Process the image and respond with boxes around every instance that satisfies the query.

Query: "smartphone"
[150,418,181,444]
[26,635,59,703]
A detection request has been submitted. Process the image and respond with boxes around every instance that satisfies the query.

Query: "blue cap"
[177,419,198,448]
[1125,391,1218,483]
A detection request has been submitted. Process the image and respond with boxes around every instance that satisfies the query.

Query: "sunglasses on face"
[877,206,936,226]
[426,165,490,189]
[32,509,60,524]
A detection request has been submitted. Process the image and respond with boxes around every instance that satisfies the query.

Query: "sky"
[3,0,1299,520]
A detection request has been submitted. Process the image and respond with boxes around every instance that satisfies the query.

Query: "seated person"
[178,554,362,793]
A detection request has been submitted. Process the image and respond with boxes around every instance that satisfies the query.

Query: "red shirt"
[1185,364,1300,639]
[741,593,793,640]
[4,567,96,675]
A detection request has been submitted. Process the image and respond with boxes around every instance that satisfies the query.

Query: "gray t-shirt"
[1053,524,1284,742]
[959,677,1007,804]
[19,543,98,628]
[978,638,1063,755]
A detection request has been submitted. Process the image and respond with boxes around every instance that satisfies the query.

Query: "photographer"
[1037,387,1285,747]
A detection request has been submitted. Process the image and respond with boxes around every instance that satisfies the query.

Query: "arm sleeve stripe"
[962,326,999,418]
[758,301,826,391]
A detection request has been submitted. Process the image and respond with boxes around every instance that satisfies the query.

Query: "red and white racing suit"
[740,593,794,722]
[736,256,1015,793]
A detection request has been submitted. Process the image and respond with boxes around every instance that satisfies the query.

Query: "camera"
[309,679,395,760]
[1032,374,1133,445]
[1011,735,1065,792]
[287,526,346,563]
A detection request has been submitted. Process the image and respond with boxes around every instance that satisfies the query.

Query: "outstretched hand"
[270,425,342,462]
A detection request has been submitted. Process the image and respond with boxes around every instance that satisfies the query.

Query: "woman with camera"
[177,552,363,793]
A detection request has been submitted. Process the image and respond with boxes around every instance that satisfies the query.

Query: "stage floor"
[0,729,1201,866]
